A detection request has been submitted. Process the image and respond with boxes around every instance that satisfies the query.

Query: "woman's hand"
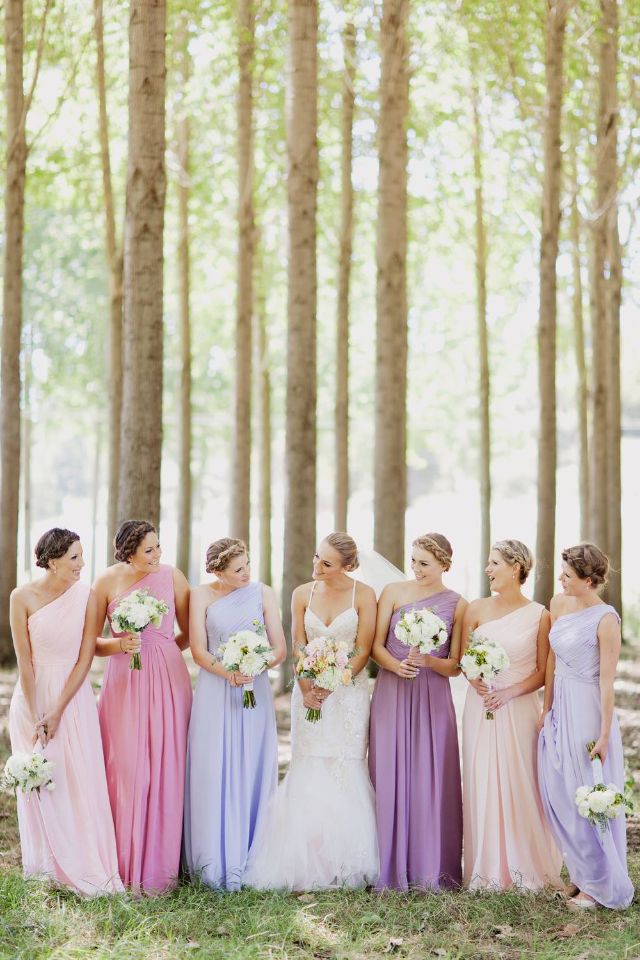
[536,710,548,735]
[35,708,62,746]
[395,657,419,680]
[313,686,333,702]
[226,671,253,687]
[467,677,489,695]
[119,633,141,655]
[407,648,430,670]
[303,688,324,711]
[482,687,513,712]
[590,735,609,764]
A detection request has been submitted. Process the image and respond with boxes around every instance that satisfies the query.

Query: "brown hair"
[324,532,359,571]
[561,543,609,588]
[412,533,453,571]
[492,539,533,584]
[35,528,80,569]
[114,520,156,563]
[206,538,247,574]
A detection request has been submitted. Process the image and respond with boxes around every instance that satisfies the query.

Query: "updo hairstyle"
[412,533,453,571]
[561,543,609,588]
[492,539,533,584]
[324,532,359,571]
[35,528,80,569]
[206,538,247,574]
[114,520,156,563]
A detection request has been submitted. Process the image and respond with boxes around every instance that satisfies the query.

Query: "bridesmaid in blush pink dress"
[94,520,192,895]
[461,539,561,891]
[9,528,122,896]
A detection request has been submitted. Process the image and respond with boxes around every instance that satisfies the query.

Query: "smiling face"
[130,531,162,574]
[410,545,445,588]
[52,540,84,582]
[485,548,518,593]
[219,551,251,588]
[558,560,591,597]
[312,540,345,582]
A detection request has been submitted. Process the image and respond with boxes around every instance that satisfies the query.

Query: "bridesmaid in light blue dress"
[183,538,286,890]
[538,543,633,911]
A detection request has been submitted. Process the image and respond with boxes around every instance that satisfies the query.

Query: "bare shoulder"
[354,580,376,605]
[93,564,122,590]
[10,583,32,607]
[454,595,469,616]
[171,565,190,589]
[191,583,214,603]
[549,593,572,617]
[467,596,492,616]
[378,581,409,604]
[292,582,313,603]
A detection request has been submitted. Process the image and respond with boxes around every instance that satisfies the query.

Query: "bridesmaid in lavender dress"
[538,543,634,911]
[369,533,467,891]
[183,538,286,890]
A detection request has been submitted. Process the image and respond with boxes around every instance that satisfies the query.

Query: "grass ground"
[0,658,638,960]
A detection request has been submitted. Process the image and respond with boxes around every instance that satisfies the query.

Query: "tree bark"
[231,0,255,545]
[569,138,589,540]
[175,14,192,577]
[255,240,272,586]
[118,0,167,527]
[22,335,32,577]
[0,0,28,661]
[470,63,491,597]
[334,22,356,532]
[282,0,318,685]
[374,0,409,570]
[534,0,570,606]
[94,0,124,559]
[90,423,102,582]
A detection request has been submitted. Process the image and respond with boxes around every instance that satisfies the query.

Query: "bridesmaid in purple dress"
[538,543,633,911]
[369,533,467,891]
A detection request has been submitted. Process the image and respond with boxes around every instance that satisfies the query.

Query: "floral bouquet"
[459,630,510,719]
[110,588,169,670]
[295,636,354,722]
[1,752,55,798]
[394,607,448,665]
[218,620,274,708]
[574,742,633,833]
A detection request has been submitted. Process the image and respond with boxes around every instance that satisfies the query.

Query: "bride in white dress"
[244,532,379,890]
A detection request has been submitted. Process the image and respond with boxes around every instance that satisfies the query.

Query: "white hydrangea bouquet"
[1,752,55,798]
[394,607,448,663]
[111,588,169,670]
[459,629,510,719]
[574,742,633,832]
[295,636,354,722]
[218,619,274,708]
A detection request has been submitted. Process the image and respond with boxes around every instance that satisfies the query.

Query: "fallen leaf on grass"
[295,893,316,904]
[552,923,580,939]
[492,924,514,940]
[385,937,404,953]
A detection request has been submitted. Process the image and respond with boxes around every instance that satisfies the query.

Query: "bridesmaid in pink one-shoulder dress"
[9,528,122,896]
[94,520,192,895]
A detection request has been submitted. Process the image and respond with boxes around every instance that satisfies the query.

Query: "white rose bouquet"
[575,742,633,833]
[218,619,274,708]
[110,588,170,670]
[459,629,510,719]
[394,607,448,664]
[1,752,55,798]
[295,636,354,722]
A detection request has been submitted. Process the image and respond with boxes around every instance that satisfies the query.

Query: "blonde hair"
[492,539,533,584]
[206,538,247,574]
[561,543,609,588]
[412,533,452,572]
[323,532,359,571]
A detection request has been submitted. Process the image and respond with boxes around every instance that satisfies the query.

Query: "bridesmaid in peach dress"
[94,520,192,895]
[461,539,561,891]
[8,528,123,896]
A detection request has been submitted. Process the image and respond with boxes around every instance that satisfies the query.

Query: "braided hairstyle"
[114,520,156,563]
[412,533,453,571]
[561,543,609,588]
[206,538,247,574]
[492,539,533,584]
[35,528,80,569]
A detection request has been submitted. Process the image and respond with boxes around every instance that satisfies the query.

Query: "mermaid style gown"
[369,589,463,890]
[183,581,279,890]
[245,580,379,890]
[538,604,634,909]
[9,581,123,896]
[98,564,192,894]
[462,602,562,890]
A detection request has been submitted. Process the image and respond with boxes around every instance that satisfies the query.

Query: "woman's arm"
[484,608,550,713]
[460,599,489,694]
[261,584,286,667]
[291,586,323,711]
[349,583,377,677]
[590,612,621,763]
[9,590,39,734]
[37,591,100,744]
[173,567,191,651]
[410,597,469,678]
[189,587,241,682]
[93,574,139,658]
[370,585,419,679]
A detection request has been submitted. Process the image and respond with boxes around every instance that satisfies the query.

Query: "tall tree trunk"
[255,240,272,586]
[22,335,32,577]
[0,0,28,661]
[90,423,102,582]
[94,0,124,559]
[175,14,192,577]
[600,0,621,613]
[282,0,318,686]
[569,138,589,540]
[118,0,167,527]
[534,0,570,606]
[231,0,255,545]
[374,0,409,570]
[470,63,491,597]
[334,22,356,532]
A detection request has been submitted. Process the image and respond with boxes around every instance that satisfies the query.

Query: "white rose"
[587,791,611,814]
[577,800,591,818]
[575,785,591,803]
[460,655,480,680]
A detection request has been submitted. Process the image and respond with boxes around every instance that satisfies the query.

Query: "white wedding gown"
[244,583,379,890]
